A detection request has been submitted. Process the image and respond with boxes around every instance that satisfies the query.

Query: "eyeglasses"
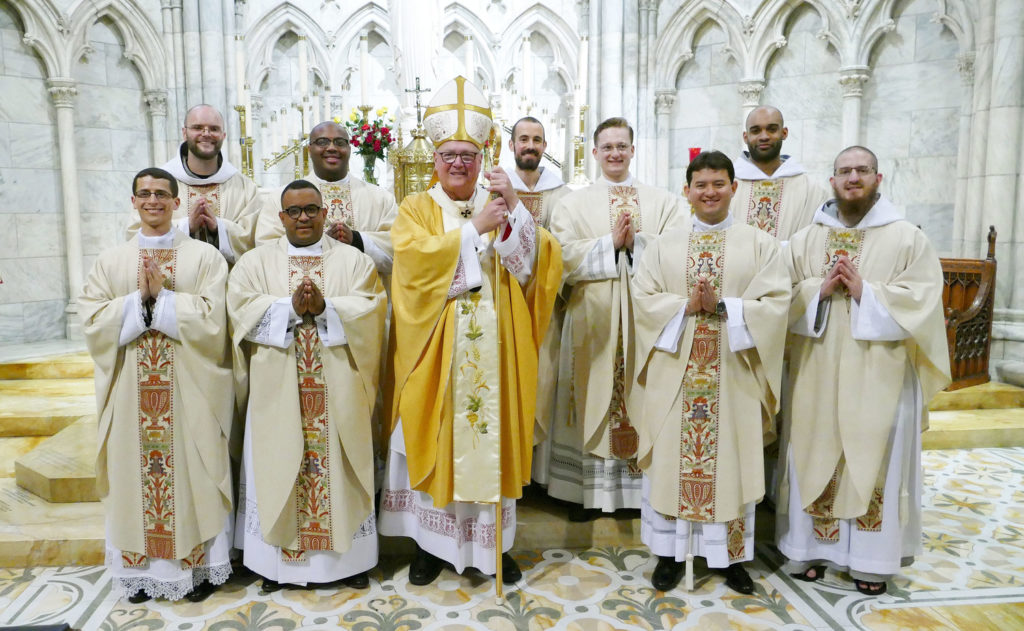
[135,190,173,200]
[282,205,323,219]
[438,152,480,164]
[186,124,223,134]
[311,137,350,148]
[835,166,875,177]
[598,143,631,153]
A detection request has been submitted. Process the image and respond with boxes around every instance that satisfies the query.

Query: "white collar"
[309,172,351,186]
[596,173,635,187]
[137,230,175,249]
[286,237,325,255]
[162,143,239,186]
[428,182,485,219]
[733,153,807,181]
[812,196,904,229]
[692,213,734,232]
[508,166,565,193]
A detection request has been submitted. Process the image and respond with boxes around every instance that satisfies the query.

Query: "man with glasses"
[81,167,234,603]
[228,179,387,592]
[256,121,397,276]
[127,104,262,263]
[505,116,571,488]
[379,76,562,587]
[730,106,827,244]
[546,117,684,521]
[776,146,950,597]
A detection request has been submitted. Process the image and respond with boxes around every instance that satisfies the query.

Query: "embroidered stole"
[283,255,334,562]
[745,179,784,238]
[185,184,222,246]
[123,248,204,570]
[805,227,884,542]
[321,182,355,227]
[518,192,545,226]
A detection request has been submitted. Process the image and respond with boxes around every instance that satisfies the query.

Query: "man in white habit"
[546,117,685,521]
[777,146,950,596]
[730,106,828,243]
[81,167,234,603]
[632,150,790,594]
[255,120,397,275]
[504,116,571,486]
[127,104,262,263]
[227,179,387,591]
[379,76,562,587]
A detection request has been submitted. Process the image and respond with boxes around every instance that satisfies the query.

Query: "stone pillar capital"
[737,80,766,108]
[957,52,975,85]
[654,90,676,115]
[839,67,871,97]
[144,89,168,116]
[47,79,78,107]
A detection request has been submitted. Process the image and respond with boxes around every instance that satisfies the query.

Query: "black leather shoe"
[127,590,151,604]
[185,581,217,602]
[568,505,601,522]
[501,553,522,584]
[720,564,755,595]
[341,571,370,589]
[261,578,283,593]
[651,556,684,591]
[409,545,444,586]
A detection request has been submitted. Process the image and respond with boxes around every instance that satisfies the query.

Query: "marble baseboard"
[924,409,1024,450]
[930,381,1024,411]
[15,418,97,503]
[0,479,103,568]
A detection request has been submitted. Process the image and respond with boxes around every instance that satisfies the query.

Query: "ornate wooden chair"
[940,226,997,390]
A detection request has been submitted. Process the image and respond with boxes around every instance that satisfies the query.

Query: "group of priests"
[79,75,950,604]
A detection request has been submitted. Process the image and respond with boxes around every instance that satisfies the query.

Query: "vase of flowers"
[344,107,394,185]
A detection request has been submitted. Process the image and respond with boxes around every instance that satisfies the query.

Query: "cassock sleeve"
[495,202,536,286]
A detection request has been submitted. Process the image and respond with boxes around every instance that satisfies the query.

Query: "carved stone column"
[738,80,765,122]
[952,53,975,256]
[654,90,676,189]
[838,67,870,146]
[48,79,84,339]
[144,89,169,165]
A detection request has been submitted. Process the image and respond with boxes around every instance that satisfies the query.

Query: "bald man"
[729,106,828,244]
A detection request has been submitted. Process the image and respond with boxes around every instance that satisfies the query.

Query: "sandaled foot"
[854,579,887,596]
[127,590,151,604]
[790,564,826,583]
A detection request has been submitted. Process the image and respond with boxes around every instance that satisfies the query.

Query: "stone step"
[923,408,1024,450]
[0,352,94,380]
[0,378,95,438]
[0,436,46,477]
[15,418,98,503]
[0,478,104,568]
[930,381,1024,411]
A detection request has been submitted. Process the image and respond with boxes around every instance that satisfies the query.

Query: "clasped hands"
[471,166,520,235]
[138,256,166,304]
[820,255,863,301]
[326,221,354,244]
[292,276,326,318]
[686,277,720,316]
[611,212,635,251]
[188,197,218,234]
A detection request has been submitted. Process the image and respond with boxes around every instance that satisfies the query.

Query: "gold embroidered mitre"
[423,76,492,149]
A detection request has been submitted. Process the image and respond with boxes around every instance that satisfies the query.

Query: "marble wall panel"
[0,122,9,168]
[0,214,17,255]
[904,203,955,255]
[708,43,741,86]
[864,111,913,158]
[104,48,145,92]
[22,300,65,343]
[789,116,844,177]
[81,213,127,256]
[0,257,67,304]
[9,122,60,170]
[913,15,958,63]
[16,214,65,258]
[73,128,114,170]
[761,74,843,123]
[72,53,107,87]
[0,28,47,79]
[0,304,22,344]
[865,61,960,114]
[0,76,56,125]
[109,129,151,171]
[0,169,61,214]
[74,86,146,130]
[79,170,133,215]
[675,43,712,90]
[909,107,959,158]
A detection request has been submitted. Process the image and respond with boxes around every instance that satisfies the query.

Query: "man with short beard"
[776,146,950,597]
[505,116,570,486]
[730,106,827,243]
[127,104,262,263]
[255,121,397,276]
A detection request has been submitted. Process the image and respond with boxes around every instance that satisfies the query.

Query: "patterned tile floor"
[1,447,1023,630]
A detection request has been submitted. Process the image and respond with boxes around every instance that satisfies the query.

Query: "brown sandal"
[854,579,887,595]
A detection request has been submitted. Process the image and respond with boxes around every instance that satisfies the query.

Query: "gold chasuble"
[387,190,562,508]
[228,237,386,556]
[81,233,234,563]
[785,219,950,523]
[633,223,789,526]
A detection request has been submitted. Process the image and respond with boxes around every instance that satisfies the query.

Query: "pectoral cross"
[405,77,431,126]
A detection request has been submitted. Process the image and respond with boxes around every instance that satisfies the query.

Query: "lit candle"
[360,34,369,106]
[298,36,309,98]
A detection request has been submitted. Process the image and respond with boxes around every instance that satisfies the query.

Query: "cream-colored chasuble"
[744,180,785,238]
[322,183,356,227]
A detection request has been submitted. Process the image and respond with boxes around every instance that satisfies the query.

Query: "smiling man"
[126,105,262,264]
[777,146,950,597]
[256,121,397,275]
[379,76,561,588]
[631,150,790,594]
[228,179,387,592]
[81,167,234,603]
[545,117,684,521]
[730,106,827,244]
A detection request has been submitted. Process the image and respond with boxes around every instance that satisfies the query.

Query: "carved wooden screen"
[940,226,997,391]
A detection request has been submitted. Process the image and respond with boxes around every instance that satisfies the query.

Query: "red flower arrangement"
[344,107,394,161]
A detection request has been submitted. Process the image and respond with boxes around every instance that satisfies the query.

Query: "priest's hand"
[473,197,508,235]
[142,257,165,301]
[685,278,717,315]
[189,197,218,234]
[306,280,326,316]
[484,166,520,211]
[820,261,845,299]
[834,255,863,301]
[326,221,354,244]
[611,213,635,251]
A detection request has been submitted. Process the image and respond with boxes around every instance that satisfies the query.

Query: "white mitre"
[423,76,493,149]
